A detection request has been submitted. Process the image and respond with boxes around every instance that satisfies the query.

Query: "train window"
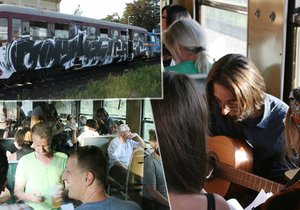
[23,21,29,34]
[111,30,119,39]
[121,31,127,41]
[133,32,138,41]
[103,99,127,123]
[142,99,154,141]
[12,18,22,40]
[55,23,69,39]
[29,21,48,40]
[148,35,156,43]
[0,18,8,41]
[199,3,247,61]
[100,28,108,38]
[48,23,55,37]
[86,26,96,40]
[69,25,77,39]
[139,33,145,42]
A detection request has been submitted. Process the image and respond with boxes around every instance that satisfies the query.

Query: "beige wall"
[0,0,60,11]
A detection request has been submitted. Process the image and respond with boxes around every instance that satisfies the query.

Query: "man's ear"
[84,171,95,186]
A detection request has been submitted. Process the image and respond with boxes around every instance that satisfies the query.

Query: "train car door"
[121,30,128,61]
[128,29,133,60]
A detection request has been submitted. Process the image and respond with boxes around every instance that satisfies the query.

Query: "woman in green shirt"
[163,18,211,74]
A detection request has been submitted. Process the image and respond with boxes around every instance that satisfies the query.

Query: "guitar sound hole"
[206,155,217,181]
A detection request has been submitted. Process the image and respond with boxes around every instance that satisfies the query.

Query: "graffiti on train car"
[0,27,146,79]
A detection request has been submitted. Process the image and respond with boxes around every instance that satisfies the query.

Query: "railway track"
[0,58,161,100]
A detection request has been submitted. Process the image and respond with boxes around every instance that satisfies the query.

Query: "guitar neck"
[215,161,284,194]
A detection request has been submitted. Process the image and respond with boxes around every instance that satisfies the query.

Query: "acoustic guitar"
[204,136,284,197]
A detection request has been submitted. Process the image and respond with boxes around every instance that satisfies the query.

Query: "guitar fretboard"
[215,161,284,194]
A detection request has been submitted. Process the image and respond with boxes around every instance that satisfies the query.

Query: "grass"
[67,63,162,99]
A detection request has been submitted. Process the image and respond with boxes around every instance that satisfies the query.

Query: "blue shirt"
[210,93,288,183]
[107,137,140,170]
[76,196,141,210]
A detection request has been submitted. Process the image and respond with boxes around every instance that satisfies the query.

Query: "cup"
[51,185,63,209]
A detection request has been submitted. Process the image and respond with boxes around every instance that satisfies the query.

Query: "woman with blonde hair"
[163,18,210,74]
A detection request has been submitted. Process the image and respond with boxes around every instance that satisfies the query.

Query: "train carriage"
[146,31,161,58]
[0,4,148,82]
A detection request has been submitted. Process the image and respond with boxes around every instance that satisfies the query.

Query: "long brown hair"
[206,54,266,121]
[151,71,209,193]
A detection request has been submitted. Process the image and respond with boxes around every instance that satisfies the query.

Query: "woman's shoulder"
[165,61,198,74]
[211,193,231,210]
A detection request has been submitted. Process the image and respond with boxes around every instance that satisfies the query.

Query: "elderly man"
[107,124,145,186]
[62,146,141,209]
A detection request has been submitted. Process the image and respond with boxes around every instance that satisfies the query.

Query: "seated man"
[62,145,142,210]
[95,108,114,134]
[0,145,32,209]
[107,124,145,186]
[143,129,169,210]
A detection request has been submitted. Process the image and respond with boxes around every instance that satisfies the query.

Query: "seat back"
[0,138,15,151]
[127,148,145,185]
[81,135,115,158]
[7,161,18,192]
[0,129,7,138]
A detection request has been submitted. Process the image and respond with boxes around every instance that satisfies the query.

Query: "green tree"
[102,12,121,23]
[73,4,83,16]
[122,0,160,31]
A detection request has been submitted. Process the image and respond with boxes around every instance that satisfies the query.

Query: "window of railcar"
[121,30,127,41]
[103,99,127,124]
[69,25,77,39]
[48,23,55,37]
[142,99,154,141]
[100,28,108,38]
[148,34,156,43]
[133,32,138,41]
[55,23,69,39]
[139,33,146,42]
[22,21,29,34]
[86,26,96,40]
[29,21,48,40]
[199,0,247,61]
[111,30,119,40]
[0,18,8,41]
[12,18,22,40]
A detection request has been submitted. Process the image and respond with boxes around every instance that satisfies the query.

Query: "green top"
[16,152,67,210]
[165,61,199,74]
